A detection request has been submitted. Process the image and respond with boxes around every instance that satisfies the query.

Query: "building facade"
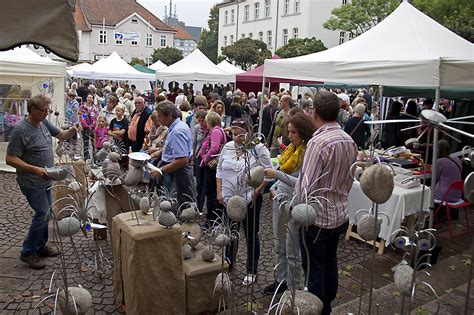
[74,0,176,65]
[173,26,198,57]
[217,0,345,56]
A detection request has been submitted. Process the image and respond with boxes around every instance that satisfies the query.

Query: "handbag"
[205,128,226,170]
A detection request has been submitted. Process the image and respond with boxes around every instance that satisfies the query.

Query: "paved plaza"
[0,171,472,314]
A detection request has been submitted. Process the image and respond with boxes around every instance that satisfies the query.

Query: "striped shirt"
[294,121,357,229]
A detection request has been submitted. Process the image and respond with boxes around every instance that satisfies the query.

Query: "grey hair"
[270,95,280,105]
[27,94,51,113]
[156,100,181,119]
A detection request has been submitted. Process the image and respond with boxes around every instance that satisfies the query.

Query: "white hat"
[337,93,350,104]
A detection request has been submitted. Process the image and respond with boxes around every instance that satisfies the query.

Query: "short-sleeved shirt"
[7,118,60,189]
[161,118,193,163]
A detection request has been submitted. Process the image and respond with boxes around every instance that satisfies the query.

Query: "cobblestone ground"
[0,171,373,314]
[1,171,470,314]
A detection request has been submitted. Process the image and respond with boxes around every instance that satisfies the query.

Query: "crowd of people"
[7,78,461,315]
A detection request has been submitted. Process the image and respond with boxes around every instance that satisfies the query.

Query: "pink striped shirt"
[294,121,357,229]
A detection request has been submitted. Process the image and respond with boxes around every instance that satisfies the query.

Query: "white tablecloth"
[348,181,431,246]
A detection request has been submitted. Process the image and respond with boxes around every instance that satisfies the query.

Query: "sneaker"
[242,273,257,286]
[264,280,287,295]
[37,245,61,257]
[20,254,46,270]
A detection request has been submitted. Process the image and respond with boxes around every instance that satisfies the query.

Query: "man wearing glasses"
[6,94,78,269]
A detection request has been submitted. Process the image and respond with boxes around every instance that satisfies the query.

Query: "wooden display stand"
[183,248,229,315]
[345,224,386,255]
[112,213,186,314]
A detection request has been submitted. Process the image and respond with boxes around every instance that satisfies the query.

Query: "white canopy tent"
[73,52,155,81]
[216,60,245,74]
[0,47,67,172]
[264,2,474,229]
[156,49,235,83]
[66,62,92,77]
[148,60,167,71]
[264,2,473,89]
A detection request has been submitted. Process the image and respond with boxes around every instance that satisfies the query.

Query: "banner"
[115,32,140,42]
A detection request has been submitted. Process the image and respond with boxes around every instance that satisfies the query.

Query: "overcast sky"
[138,0,219,29]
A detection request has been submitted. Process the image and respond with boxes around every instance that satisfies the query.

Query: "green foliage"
[151,47,183,66]
[198,5,219,63]
[221,38,272,71]
[276,37,327,58]
[129,57,145,66]
[413,0,473,42]
[323,0,399,37]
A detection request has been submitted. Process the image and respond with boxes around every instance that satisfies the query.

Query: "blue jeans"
[20,185,52,256]
[300,221,349,315]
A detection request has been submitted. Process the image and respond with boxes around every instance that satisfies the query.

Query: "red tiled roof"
[78,0,175,32]
[75,1,91,31]
[172,26,194,40]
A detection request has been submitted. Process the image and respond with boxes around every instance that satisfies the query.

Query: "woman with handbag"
[216,118,273,285]
[200,112,226,228]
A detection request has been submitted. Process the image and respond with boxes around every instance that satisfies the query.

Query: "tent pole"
[257,77,266,135]
[428,87,440,228]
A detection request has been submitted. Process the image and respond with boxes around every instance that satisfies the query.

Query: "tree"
[276,37,327,58]
[198,5,219,63]
[413,0,473,42]
[151,47,183,66]
[221,38,272,71]
[129,57,145,66]
[323,0,399,37]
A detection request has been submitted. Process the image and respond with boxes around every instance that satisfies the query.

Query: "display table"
[346,181,431,253]
[183,247,229,315]
[112,213,186,314]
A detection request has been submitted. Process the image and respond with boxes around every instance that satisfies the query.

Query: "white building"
[74,0,176,65]
[172,26,198,57]
[217,0,345,56]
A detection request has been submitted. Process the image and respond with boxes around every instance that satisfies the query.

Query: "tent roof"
[264,2,474,88]
[237,55,320,84]
[73,51,155,80]
[0,46,66,77]
[133,64,155,74]
[0,0,78,61]
[66,62,92,76]
[216,60,245,74]
[148,60,167,71]
[156,49,235,83]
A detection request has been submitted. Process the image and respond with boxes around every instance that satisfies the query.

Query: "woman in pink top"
[79,94,99,159]
[200,112,227,228]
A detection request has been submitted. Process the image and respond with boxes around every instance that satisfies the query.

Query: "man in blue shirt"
[151,100,195,208]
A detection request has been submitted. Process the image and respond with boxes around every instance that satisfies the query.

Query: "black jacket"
[130,106,152,152]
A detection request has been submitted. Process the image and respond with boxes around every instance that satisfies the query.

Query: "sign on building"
[115,32,141,42]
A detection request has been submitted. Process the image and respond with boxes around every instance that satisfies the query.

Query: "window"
[231,9,235,23]
[282,29,288,45]
[284,0,290,14]
[146,33,152,47]
[180,41,184,47]
[254,2,260,20]
[145,57,153,66]
[295,0,300,13]
[349,32,356,40]
[114,32,123,45]
[293,27,298,39]
[241,33,245,39]
[160,35,167,47]
[244,5,249,21]
[225,11,228,24]
[230,35,234,45]
[249,32,253,39]
[339,31,345,45]
[224,36,227,47]
[265,0,271,17]
[267,30,272,47]
[131,40,138,46]
[258,31,263,41]
[99,30,107,44]
[342,0,348,4]
[131,18,138,24]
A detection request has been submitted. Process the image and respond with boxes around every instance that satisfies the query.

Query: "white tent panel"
[264,2,474,88]
[148,60,167,71]
[217,60,245,74]
[73,51,155,81]
[0,47,67,172]
[156,49,235,83]
[66,62,92,77]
